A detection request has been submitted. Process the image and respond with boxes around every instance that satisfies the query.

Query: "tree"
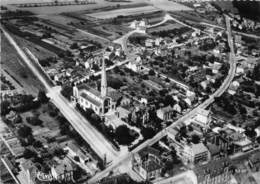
[252,64,260,81]
[23,148,37,159]
[114,125,137,145]
[191,134,201,144]
[163,95,176,106]
[165,77,170,83]
[245,127,256,138]
[179,126,187,137]
[108,77,123,89]
[74,156,80,162]
[54,148,67,158]
[148,69,155,76]
[1,101,10,116]
[33,140,43,148]
[61,85,73,100]
[73,165,86,179]
[38,91,49,103]
[238,105,247,115]
[141,127,156,140]
[70,42,78,50]
[17,125,32,138]
[26,116,43,126]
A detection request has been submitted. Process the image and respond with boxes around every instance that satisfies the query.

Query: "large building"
[72,59,121,115]
[132,147,162,180]
[167,129,210,165]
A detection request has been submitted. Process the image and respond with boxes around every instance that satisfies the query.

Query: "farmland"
[3,0,144,14]
[0,33,43,95]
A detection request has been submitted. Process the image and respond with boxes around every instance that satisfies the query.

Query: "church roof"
[78,83,101,98]
[80,92,102,107]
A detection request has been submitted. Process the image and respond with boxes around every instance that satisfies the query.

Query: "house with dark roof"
[132,146,162,180]
[194,158,232,184]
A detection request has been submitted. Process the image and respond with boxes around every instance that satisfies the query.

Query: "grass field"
[149,0,192,11]
[87,5,159,19]
[1,33,43,95]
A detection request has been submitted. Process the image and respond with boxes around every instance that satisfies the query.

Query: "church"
[72,59,121,116]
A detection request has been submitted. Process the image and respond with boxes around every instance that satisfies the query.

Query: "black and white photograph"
[0,0,260,184]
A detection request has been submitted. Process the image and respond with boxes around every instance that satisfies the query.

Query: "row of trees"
[1,91,49,116]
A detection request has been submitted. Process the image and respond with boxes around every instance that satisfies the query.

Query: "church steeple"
[101,59,107,97]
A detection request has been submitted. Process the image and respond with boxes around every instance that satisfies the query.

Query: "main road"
[1,27,120,163]
[88,14,237,184]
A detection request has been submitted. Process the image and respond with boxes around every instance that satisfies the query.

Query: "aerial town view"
[0,0,260,184]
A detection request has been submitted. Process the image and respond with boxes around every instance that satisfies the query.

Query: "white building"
[168,133,210,165]
[228,81,240,95]
[126,56,143,72]
[193,109,211,128]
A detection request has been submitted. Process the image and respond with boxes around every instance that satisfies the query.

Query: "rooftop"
[143,159,162,172]
[80,91,102,107]
[158,106,174,113]
[139,146,160,160]
[191,143,209,155]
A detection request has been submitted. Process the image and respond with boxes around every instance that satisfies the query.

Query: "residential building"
[157,106,174,121]
[50,157,74,181]
[145,39,154,48]
[206,132,231,153]
[132,147,162,180]
[126,56,143,72]
[168,131,210,164]
[173,103,182,113]
[206,143,221,160]
[193,109,211,128]
[194,158,232,184]
[228,81,240,95]
[209,62,223,74]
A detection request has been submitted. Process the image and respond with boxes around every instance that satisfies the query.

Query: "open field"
[87,5,159,19]
[149,0,192,11]
[0,33,43,95]
[147,22,184,33]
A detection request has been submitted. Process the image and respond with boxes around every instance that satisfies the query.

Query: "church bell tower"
[101,59,107,97]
